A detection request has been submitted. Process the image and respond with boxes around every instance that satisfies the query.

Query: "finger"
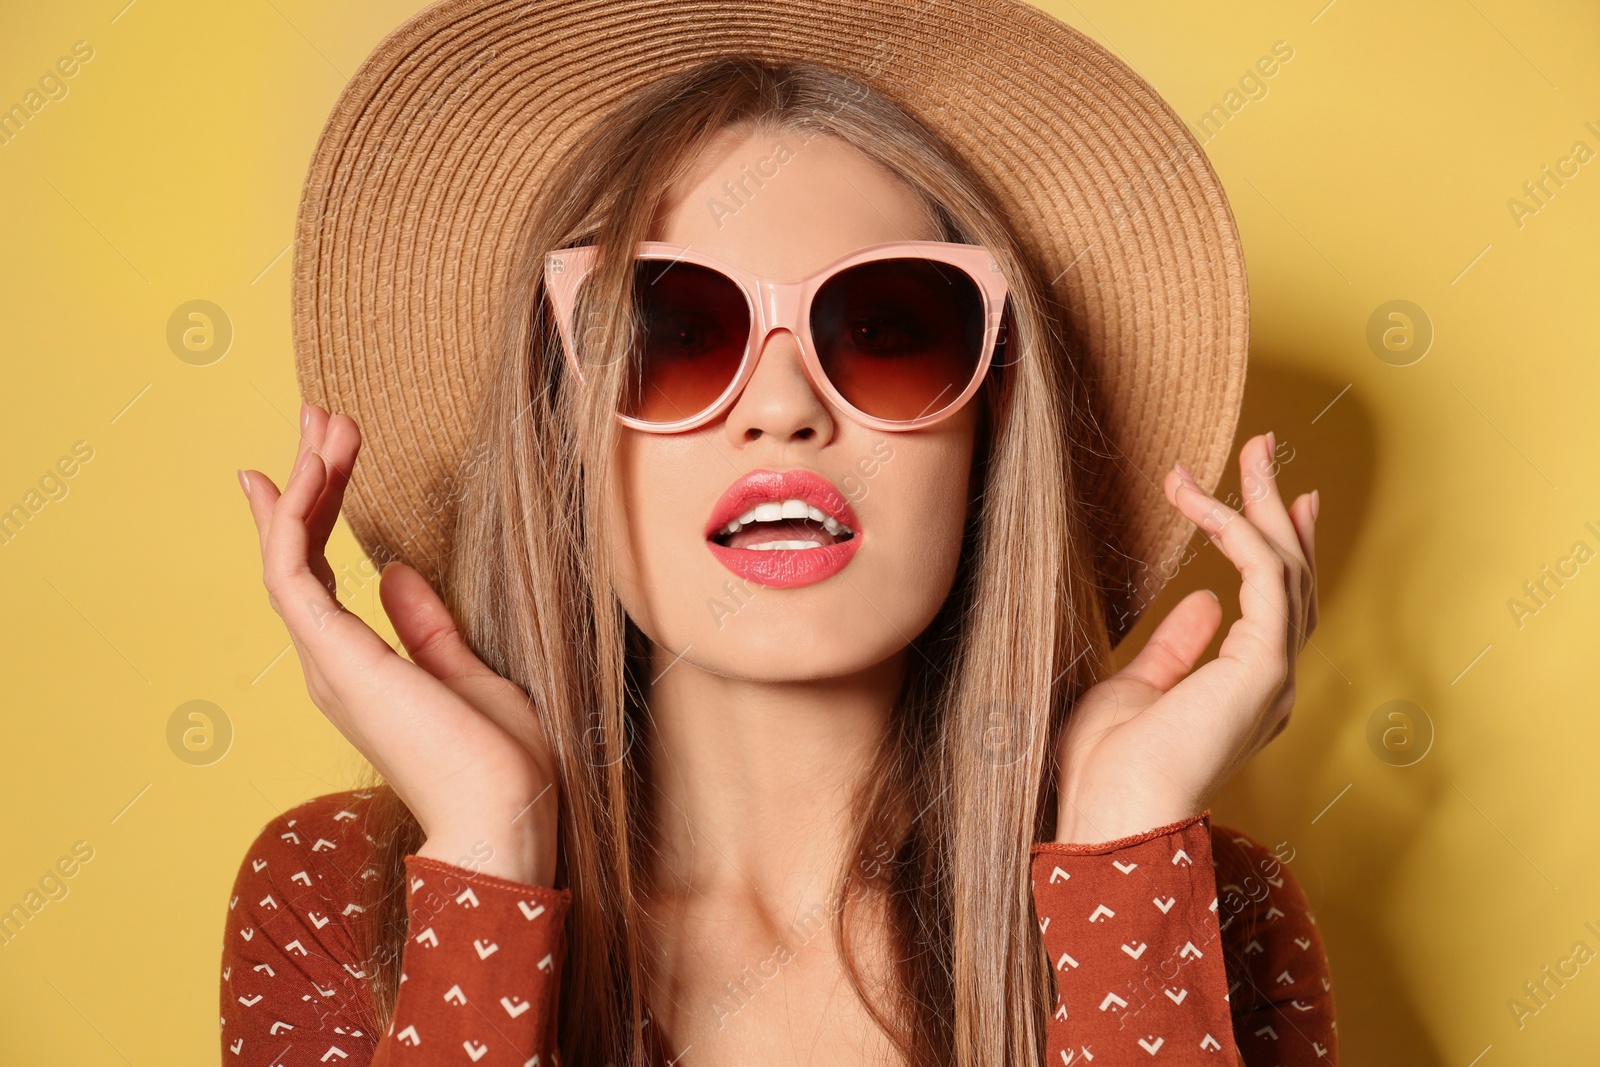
[1236,433,1306,569]
[265,449,331,592]
[379,562,544,748]
[246,435,460,772]
[1292,491,1318,574]
[380,562,519,695]
[1290,492,1319,637]
[240,469,280,554]
[266,536,405,695]
[296,403,334,538]
[1114,588,1224,695]
[1168,467,1293,668]
[1240,443,1310,654]
[241,468,338,696]
[306,413,362,550]
[289,401,317,477]
[263,431,398,677]
[300,404,336,547]
[297,404,347,589]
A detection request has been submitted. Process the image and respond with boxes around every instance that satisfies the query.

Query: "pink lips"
[705,469,862,589]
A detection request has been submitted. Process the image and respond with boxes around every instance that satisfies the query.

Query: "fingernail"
[1266,430,1276,455]
[1203,588,1220,603]
[1174,461,1198,488]
[237,469,249,496]
[1311,488,1320,521]
[301,403,310,431]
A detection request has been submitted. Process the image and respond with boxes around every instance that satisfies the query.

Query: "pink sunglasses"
[545,240,1010,433]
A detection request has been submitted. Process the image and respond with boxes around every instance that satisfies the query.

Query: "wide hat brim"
[292,0,1248,644]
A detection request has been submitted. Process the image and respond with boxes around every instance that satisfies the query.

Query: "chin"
[689,615,908,682]
[619,558,930,682]
[712,575,952,683]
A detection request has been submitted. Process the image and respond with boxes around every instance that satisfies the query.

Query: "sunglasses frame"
[544,240,1010,433]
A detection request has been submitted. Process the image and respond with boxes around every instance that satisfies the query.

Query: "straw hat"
[291,0,1248,643]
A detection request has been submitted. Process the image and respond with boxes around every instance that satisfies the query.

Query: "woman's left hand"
[1053,431,1319,844]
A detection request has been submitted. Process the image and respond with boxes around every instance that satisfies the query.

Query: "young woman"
[222,7,1331,1065]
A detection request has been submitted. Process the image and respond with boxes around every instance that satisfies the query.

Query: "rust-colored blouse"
[220,790,1335,1064]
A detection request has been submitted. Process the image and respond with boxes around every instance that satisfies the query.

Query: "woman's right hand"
[239,403,559,887]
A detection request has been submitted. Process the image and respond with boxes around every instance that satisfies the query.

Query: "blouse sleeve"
[1211,828,1338,1063]
[220,795,571,1065]
[1030,811,1240,1064]
[369,856,570,1064]
[1029,812,1338,1065]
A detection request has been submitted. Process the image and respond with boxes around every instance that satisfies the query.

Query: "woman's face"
[606,127,981,681]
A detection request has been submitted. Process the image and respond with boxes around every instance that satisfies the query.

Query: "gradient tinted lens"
[810,258,987,422]
[627,259,751,423]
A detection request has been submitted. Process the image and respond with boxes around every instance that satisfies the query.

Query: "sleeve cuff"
[379,855,571,1058]
[1032,810,1211,856]
[1029,809,1237,1060]
[403,855,573,906]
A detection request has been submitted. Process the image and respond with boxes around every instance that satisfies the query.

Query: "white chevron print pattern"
[1029,810,1336,1064]
[220,790,570,1066]
[221,790,1334,1065]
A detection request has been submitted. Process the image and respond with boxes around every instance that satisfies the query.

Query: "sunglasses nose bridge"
[753,278,804,339]
[734,277,831,413]
[744,277,814,371]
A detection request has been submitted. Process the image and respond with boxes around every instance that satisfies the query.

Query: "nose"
[721,326,835,447]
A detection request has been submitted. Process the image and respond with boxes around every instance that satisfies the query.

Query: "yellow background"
[1,1,1595,1062]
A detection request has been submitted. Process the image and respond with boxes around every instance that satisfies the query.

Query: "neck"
[640,642,905,911]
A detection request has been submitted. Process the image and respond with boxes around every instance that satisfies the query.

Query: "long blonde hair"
[355,55,1112,1066]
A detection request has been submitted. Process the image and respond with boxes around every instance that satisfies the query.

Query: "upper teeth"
[719,498,851,538]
